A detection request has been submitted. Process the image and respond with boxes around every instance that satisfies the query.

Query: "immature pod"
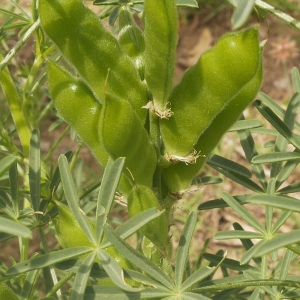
[99,93,157,189]
[163,48,263,192]
[127,185,169,250]
[39,0,148,122]
[53,202,93,248]
[47,61,108,167]
[160,26,262,158]
[0,282,18,300]
[144,0,178,110]
[118,6,145,80]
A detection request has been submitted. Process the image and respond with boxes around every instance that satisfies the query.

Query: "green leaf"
[253,230,300,257]
[221,192,266,234]
[9,161,19,215]
[0,217,31,238]
[175,0,198,7]
[49,151,73,194]
[247,194,300,212]
[21,268,39,300]
[58,155,96,245]
[96,157,125,244]
[0,156,17,179]
[214,230,263,240]
[193,176,222,185]
[97,249,143,292]
[84,286,171,299]
[202,253,256,272]
[198,195,250,210]
[255,100,300,149]
[100,208,164,248]
[228,119,262,132]
[292,67,300,93]
[238,128,267,189]
[144,0,178,110]
[103,224,174,290]
[29,129,41,213]
[211,166,264,193]
[175,211,197,288]
[278,181,300,194]
[180,265,220,293]
[207,154,252,178]
[71,252,96,300]
[231,0,255,30]
[252,152,300,164]
[7,247,93,275]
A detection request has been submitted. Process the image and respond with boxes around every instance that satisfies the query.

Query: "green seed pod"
[160,26,262,158]
[163,41,263,192]
[53,202,94,248]
[47,61,108,167]
[118,6,145,80]
[0,282,18,300]
[127,185,169,250]
[39,0,148,122]
[144,0,178,111]
[99,93,157,188]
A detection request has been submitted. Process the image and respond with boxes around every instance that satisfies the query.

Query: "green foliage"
[1,0,300,299]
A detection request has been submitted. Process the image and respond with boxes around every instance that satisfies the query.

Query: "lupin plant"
[1,0,300,299]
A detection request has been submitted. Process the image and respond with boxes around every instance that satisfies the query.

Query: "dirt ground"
[1,1,300,274]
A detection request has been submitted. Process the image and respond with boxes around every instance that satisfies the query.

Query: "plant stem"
[255,0,300,30]
[0,19,41,72]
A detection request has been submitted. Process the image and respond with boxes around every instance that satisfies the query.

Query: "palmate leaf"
[221,193,266,234]
[97,249,143,292]
[198,195,250,210]
[103,224,174,290]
